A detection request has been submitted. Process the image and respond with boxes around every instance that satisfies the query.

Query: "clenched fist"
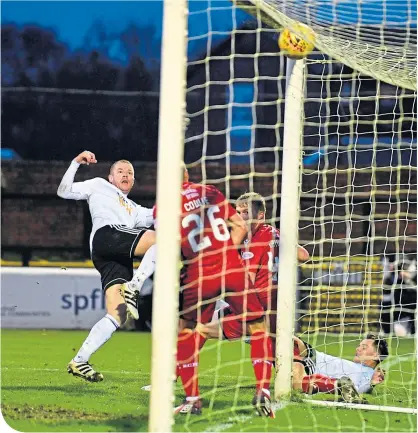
[75,150,97,165]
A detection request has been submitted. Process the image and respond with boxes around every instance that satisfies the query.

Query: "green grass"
[1,330,416,432]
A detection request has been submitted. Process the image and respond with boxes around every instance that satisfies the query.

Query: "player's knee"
[196,322,217,339]
[134,230,156,257]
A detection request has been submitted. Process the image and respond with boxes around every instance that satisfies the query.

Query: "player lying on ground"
[292,334,388,402]
[164,169,275,417]
[185,323,387,403]
[58,151,156,382]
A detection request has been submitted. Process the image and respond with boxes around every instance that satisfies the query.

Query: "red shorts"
[220,288,278,340]
[180,265,264,324]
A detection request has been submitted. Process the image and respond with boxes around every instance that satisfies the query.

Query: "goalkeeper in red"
[171,170,274,417]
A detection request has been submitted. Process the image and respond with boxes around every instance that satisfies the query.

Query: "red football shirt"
[241,223,280,301]
[180,182,242,275]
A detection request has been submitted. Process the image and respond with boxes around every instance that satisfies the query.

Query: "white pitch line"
[304,399,417,415]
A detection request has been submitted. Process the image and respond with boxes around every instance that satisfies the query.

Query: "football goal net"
[150,1,417,431]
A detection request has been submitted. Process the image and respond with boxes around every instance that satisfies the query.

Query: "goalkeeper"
[292,334,389,401]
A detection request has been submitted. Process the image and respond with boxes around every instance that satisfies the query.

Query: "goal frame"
[151,0,417,428]
[275,57,306,400]
[148,0,188,431]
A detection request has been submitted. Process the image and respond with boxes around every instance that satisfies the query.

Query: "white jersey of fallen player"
[58,160,153,251]
[314,350,374,393]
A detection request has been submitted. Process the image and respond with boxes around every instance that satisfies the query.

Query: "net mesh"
[296,58,416,413]
[234,0,417,90]
[179,0,417,428]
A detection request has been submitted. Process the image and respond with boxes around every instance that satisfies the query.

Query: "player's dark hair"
[236,192,266,216]
[366,333,389,363]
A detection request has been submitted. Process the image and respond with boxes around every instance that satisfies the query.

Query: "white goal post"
[149,0,188,431]
[275,57,306,399]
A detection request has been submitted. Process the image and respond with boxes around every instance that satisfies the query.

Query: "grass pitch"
[1,329,416,432]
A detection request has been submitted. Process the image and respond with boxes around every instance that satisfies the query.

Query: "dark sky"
[1,1,250,60]
[1,1,415,61]
[2,1,163,48]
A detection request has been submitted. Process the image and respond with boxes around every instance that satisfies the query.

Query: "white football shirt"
[314,350,374,393]
[57,160,154,251]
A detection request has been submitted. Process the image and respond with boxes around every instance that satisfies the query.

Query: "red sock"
[176,330,206,398]
[302,374,337,394]
[176,333,206,379]
[250,331,273,392]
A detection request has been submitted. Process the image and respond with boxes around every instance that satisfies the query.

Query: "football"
[278,23,315,59]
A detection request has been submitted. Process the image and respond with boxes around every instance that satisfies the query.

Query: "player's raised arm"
[57,150,97,200]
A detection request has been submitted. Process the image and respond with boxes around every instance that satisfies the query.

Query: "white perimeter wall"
[1,267,105,329]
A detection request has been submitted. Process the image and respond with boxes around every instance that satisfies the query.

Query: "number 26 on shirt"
[182,205,229,253]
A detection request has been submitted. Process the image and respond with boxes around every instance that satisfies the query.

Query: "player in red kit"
[173,170,275,418]
[204,192,309,360]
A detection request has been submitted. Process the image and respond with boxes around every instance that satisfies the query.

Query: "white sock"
[262,388,271,397]
[132,244,156,285]
[186,396,200,402]
[73,314,119,363]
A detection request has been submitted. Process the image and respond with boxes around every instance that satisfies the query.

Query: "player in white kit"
[57,150,156,382]
[292,333,389,402]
